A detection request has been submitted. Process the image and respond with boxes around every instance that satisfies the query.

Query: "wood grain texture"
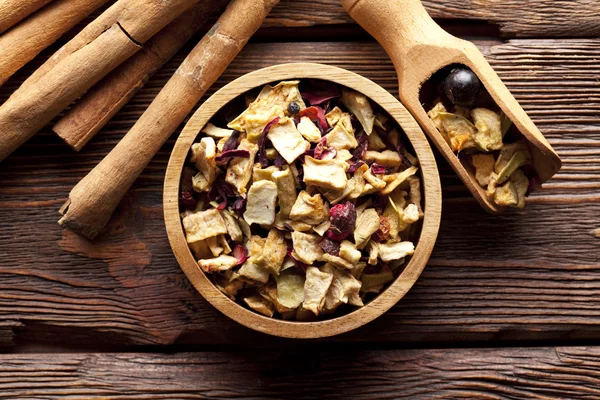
[1,347,600,398]
[0,39,598,347]
[265,0,600,37]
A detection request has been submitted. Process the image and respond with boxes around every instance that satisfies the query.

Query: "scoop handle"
[342,0,450,74]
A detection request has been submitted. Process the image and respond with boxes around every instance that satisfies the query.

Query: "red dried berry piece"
[373,216,391,242]
[180,191,196,210]
[232,197,247,216]
[327,202,356,241]
[320,237,340,256]
[215,149,250,164]
[347,160,365,174]
[233,245,248,265]
[298,106,328,132]
[313,137,327,159]
[222,130,241,152]
[370,163,387,175]
[301,82,341,105]
[352,134,368,159]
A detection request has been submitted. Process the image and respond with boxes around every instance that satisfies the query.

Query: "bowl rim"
[164,63,441,338]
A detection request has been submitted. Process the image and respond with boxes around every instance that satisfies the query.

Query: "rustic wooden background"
[0,0,599,398]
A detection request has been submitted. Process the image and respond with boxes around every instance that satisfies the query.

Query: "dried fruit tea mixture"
[426,66,535,208]
[180,80,423,320]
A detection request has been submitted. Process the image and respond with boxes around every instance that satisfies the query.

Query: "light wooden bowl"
[164,63,441,338]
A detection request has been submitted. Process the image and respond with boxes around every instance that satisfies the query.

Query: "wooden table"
[1,1,599,398]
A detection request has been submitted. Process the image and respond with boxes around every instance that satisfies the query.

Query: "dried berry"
[373,216,391,242]
[287,101,301,115]
[215,149,250,163]
[320,237,341,256]
[298,106,328,132]
[352,134,368,159]
[347,160,365,174]
[327,202,356,241]
[444,67,481,107]
[370,163,387,175]
[222,130,241,152]
[233,245,249,265]
[301,83,341,106]
[232,196,247,216]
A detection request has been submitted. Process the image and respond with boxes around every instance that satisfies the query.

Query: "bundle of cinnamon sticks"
[0,0,280,239]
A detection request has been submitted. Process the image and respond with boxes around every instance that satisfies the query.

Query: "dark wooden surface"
[0,0,599,397]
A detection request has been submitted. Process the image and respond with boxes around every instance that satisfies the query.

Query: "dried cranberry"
[320,237,340,256]
[327,202,356,241]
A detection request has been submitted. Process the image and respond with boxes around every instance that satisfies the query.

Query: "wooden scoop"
[342,0,562,213]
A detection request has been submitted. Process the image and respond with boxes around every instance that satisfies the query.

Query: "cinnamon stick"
[53,0,230,152]
[0,0,202,161]
[0,0,109,87]
[58,0,280,239]
[0,0,53,34]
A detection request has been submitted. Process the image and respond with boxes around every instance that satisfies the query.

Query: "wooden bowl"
[164,63,442,338]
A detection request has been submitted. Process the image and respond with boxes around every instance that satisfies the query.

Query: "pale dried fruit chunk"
[189,240,212,260]
[364,150,402,167]
[472,108,503,152]
[322,264,362,313]
[339,240,361,264]
[313,220,331,236]
[183,209,227,243]
[275,269,306,309]
[302,266,334,315]
[380,166,418,195]
[361,266,394,294]
[226,139,258,195]
[510,168,529,209]
[335,149,353,162]
[297,117,322,143]
[427,102,447,133]
[190,137,217,192]
[201,123,234,138]
[376,241,415,262]
[342,89,374,135]
[252,164,279,182]
[205,236,223,257]
[220,211,243,243]
[382,200,400,241]
[273,168,297,218]
[320,253,354,270]
[243,295,275,317]
[291,232,324,264]
[238,236,269,283]
[367,241,378,265]
[228,81,305,142]
[354,208,380,247]
[494,181,518,207]
[471,153,495,187]
[198,255,238,272]
[495,141,531,185]
[401,203,420,225]
[438,112,477,152]
[325,106,344,127]
[367,131,387,150]
[363,168,386,190]
[303,156,348,191]
[259,284,294,314]
[290,190,329,225]
[255,229,287,275]
[244,180,278,226]
[323,123,358,150]
[408,176,423,218]
[267,117,310,164]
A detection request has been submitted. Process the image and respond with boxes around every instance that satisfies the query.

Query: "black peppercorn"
[287,101,301,115]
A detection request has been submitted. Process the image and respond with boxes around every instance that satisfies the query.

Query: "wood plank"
[0,347,599,398]
[264,0,600,37]
[0,39,599,347]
